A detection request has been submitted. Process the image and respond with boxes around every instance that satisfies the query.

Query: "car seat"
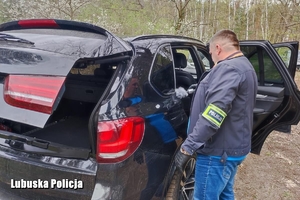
[174,53,196,89]
[174,53,196,116]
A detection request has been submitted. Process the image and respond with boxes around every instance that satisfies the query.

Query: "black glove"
[174,148,191,172]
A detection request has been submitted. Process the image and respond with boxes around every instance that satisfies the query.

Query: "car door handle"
[264,83,274,86]
[256,94,268,99]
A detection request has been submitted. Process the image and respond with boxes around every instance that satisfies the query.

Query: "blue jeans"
[194,154,244,200]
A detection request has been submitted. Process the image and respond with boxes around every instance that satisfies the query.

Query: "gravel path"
[235,72,300,200]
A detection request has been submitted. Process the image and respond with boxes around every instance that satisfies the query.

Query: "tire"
[165,157,196,200]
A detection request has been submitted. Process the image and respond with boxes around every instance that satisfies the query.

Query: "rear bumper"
[0,144,152,200]
[0,185,26,200]
[0,145,97,200]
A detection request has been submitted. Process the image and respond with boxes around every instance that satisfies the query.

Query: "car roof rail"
[0,19,107,36]
[129,34,204,44]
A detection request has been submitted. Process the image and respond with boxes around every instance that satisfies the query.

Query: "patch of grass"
[265,151,272,156]
[282,190,293,199]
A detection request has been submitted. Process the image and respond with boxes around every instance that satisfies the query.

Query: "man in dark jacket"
[175,29,258,200]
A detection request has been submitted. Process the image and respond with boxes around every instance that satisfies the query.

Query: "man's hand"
[174,148,192,172]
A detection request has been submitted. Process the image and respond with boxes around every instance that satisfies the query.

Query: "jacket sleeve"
[181,63,242,154]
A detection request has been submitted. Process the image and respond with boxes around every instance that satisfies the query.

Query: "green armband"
[202,104,227,128]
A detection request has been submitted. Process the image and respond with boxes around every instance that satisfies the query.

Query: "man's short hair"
[209,29,240,49]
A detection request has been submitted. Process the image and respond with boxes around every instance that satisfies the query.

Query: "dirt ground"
[235,72,300,200]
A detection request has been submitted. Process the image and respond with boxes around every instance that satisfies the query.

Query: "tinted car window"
[242,46,283,85]
[197,50,211,71]
[174,49,197,76]
[275,46,291,67]
[3,29,127,57]
[150,46,175,94]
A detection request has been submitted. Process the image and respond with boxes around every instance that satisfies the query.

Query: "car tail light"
[18,19,59,28]
[4,75,65,114]
[97,117,145,163]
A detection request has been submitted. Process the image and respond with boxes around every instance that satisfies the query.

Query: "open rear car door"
[271,42,300,133]
[240,40,300,154]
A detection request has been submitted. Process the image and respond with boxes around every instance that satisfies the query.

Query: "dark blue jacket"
[182,55,258,159]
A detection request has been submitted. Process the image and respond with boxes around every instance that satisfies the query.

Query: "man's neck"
[216,50,242,64]
[221,50,240,60]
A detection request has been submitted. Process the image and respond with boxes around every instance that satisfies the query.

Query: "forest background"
[1,0,300,44]
[1,1,300,199]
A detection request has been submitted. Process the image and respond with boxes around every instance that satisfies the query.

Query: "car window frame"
[243,46,284,86]
[172,47,199,79]
[148,44,176,97]
[273,42,299,80]
[171,44,209,82]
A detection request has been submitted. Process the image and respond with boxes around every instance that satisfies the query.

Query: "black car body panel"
[0,142,96,200]
[0,19,299,200]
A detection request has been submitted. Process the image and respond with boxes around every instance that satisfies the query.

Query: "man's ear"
[216,44,222,55]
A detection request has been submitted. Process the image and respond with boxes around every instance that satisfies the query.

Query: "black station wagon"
[0,19,300,200]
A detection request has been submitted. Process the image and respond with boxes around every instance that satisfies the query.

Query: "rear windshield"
[1,29,107,57]
[3,29,106,39]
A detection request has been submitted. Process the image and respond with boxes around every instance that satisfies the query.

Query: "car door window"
[272,42,298,79]
[196,50,211,71]
[275,46,291,67]
[150,45,175,94]
[172,48,200,90]
[241,46,283,86]
[173,49,197,76]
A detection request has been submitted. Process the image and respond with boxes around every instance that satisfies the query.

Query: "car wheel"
[165,157,196,200]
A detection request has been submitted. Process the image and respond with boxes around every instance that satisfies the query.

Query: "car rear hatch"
[0,19,133,199]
